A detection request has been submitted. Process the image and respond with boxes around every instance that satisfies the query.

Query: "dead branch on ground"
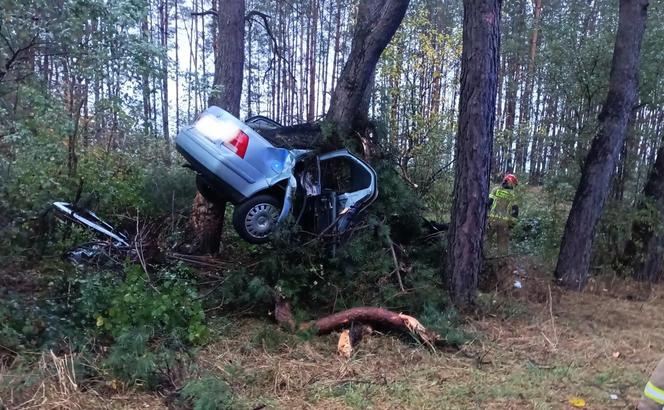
[274,299,441,349]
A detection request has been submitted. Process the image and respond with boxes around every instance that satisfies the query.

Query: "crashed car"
[175,106,378,244]
[52,201,134,266]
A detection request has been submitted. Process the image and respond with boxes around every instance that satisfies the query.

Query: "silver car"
[176,106,378,244]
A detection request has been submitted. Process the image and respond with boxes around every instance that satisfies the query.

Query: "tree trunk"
[519,0,541,177]
[141,16,152,137]
[208,0,245,115]
[188,0,246,255]
[446,0,501,309]
[307,0,319,122]
[624,137,664,282]
[554,0,649,290]
[160,0,170,146]
[326,0,409,148]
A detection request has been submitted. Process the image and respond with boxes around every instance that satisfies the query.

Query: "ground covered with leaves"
[2,269,662,410]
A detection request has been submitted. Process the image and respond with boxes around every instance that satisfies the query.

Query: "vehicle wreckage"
[176,106,378,244]
[53,107,379,261]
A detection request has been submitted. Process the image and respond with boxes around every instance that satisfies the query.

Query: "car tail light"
[224,131,248,158]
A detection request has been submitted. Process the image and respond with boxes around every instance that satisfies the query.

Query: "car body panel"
[176,106,306,203]
[176,106,378,242]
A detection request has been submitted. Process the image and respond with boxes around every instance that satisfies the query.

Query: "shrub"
[180,376,235,410]
[95,265,209,344]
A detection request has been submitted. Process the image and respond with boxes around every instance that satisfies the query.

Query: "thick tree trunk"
[209,0,245,115]
[624,139,664,282]
[188,0,246,255]
[554,0,649,290]
[446,0,501,308]
[326,0,409,148]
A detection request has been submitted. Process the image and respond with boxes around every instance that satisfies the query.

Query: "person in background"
[639,357,664,409]
[486,173,519,255]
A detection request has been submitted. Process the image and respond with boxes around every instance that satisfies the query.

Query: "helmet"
[503,173,518,187]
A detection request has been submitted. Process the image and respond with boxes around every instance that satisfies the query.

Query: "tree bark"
[446,0,501,308]
[326,0,409,148]
[274,299,441,346]
[188,0,246,255]
[554,0,649,290]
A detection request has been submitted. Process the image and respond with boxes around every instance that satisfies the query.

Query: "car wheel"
[232,194,281,244]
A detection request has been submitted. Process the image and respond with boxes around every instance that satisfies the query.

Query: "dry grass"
[0,350,163,409]
[3,281,664,409]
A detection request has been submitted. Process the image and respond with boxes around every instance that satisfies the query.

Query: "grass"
[2,279,664,409]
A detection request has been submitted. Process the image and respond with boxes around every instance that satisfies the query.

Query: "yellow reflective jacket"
[488,187,518,222]
[639,358,664,410]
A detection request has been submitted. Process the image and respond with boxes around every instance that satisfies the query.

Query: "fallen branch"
[274,299,441,349]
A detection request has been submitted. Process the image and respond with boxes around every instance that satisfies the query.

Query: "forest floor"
[3,269,663,410]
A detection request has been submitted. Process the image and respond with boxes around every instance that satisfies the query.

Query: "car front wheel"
[232,194,281,244]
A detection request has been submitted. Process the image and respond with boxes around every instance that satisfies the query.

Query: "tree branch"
[191,9,217,17]
[245,10,295,82]
[0,34,38,82]
[274,299,442,348]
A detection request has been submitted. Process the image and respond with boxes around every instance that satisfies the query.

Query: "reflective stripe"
[489,187,516,220]
[645,381,664,405]
[493,189,514,200]
[489,215,511,221]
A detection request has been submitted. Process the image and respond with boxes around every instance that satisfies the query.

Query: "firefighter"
[638,357,664,410]
[486,173,519,255]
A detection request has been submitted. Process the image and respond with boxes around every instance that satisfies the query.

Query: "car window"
[245,116,282,130]
[320,156,372,193]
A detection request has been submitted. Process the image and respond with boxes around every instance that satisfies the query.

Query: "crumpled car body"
[175,106,378,244]
[52,201,134,266]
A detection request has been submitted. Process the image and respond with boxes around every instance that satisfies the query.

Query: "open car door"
[297,150,377,236]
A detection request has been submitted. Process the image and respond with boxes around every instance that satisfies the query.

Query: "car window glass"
[320,156,371,193]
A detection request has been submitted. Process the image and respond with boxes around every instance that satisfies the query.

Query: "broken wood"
[274,299,441,348]
[337,324,372,358]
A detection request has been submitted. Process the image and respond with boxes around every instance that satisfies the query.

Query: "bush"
[102,326,197,390]
[95,265,209,344]
[0,126,195,264]
[180,376,235,410]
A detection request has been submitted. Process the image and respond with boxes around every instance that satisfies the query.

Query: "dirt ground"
[2,276,664,409]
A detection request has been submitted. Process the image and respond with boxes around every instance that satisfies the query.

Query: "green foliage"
[418,303,470,347]
[95,265,208,344]
[180,376,235,410]
[0,298,38,351]
[88,265,209,389]
[103,326,162,387]
[508,184,572,261]
[0,134,195,263]
[102,325,196,390]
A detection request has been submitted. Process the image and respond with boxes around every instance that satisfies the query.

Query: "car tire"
[232,194,281,244]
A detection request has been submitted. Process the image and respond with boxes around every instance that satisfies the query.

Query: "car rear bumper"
[176,144,247,204]
[176,127,253,204]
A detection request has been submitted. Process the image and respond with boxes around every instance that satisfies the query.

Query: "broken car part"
[176,106,378,244]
